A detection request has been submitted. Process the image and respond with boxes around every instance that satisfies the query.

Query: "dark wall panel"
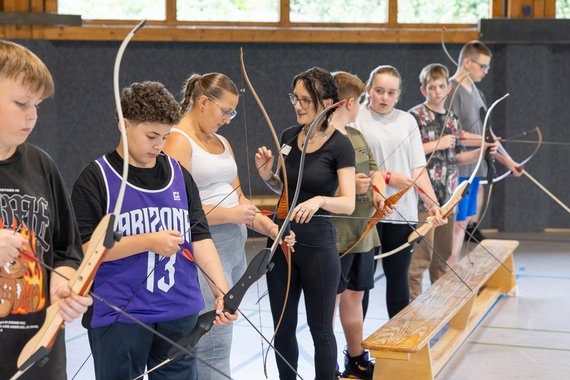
[14,39,569,231]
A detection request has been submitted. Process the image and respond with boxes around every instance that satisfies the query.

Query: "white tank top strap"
[171,127,192,144]
[170,127,229,154]
[170,128,238,208]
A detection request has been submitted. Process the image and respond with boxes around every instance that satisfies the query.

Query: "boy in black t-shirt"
[0,40,92,379]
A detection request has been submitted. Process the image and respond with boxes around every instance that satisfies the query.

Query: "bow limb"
[467,109,499,246]
[339,185,410,258]
[240,48,290,218]
[463,95,509,245]
[480,127,543,185]
[13,215,116,380]
[407,179,471,245]
[239,49,294,376]
[440,30,514,236]
[12,20,147,380]
[441,27,459,67]
[339,209,380,258]
[376,178,472,261]
[372,196,474,292]
[498,126,567,213]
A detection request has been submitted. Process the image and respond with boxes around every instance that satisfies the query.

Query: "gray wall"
[17,40,569,231]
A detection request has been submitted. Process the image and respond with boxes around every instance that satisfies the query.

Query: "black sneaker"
[342,349,374,379]
[464,224,486,242]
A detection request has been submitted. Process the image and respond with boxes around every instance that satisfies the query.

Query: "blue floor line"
[430,293,505,372]
[516,273,570,280]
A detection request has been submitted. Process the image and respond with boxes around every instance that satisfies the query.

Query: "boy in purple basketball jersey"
[72,81,236,380]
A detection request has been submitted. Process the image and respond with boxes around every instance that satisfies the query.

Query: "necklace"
[302,124,332,144]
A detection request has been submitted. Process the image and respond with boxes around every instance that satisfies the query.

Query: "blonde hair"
[459,40,492,66]
[366,65,401,89]
[0,40,54,99]
[331,71,365,102]
[418,63,449,87]
[179,73,238,115]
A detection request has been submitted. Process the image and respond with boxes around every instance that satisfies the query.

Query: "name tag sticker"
[281,144,292,156]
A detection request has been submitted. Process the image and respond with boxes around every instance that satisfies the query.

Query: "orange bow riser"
[339,185,409,259]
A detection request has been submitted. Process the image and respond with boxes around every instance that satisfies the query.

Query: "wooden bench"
[363,239,519,380]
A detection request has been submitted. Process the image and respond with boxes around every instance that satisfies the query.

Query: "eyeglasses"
[208,98,237,120]
[289,93,313,110]
[470,58,491,72]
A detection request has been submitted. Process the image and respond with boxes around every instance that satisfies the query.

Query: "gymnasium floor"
[65,231,570,379]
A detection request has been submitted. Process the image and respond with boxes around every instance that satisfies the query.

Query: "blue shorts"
[456,177,480,222]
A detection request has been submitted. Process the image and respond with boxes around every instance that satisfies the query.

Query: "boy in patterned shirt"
[407,64,483,300]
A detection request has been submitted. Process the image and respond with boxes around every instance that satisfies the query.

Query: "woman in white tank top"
[163,72,295,380]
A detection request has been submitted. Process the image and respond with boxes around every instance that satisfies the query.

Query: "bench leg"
[485,252,516,294]
[450,292,476,330]
[373,345,433,380]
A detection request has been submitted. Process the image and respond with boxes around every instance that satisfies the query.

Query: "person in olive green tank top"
[331,71,392,379]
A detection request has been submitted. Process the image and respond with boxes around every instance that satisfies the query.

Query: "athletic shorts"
[337,247,376,293]
[456,177,480,222]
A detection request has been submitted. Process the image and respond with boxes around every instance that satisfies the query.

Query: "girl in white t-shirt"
[353,65,446,318]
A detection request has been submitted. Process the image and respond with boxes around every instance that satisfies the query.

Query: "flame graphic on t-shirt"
[0,218,46,316]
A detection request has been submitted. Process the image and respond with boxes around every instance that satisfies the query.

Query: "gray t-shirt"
[352,107,426,222]
[446,79,487,178]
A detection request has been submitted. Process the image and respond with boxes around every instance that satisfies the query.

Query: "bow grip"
[224,248,273,312]
[167,248,274,358]
[480,106,497,181]
[484,130,496,182]
[167,310,217,357]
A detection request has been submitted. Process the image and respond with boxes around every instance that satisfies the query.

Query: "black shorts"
[337,247,376,293]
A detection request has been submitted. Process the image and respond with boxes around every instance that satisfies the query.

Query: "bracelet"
[385,172,391,185]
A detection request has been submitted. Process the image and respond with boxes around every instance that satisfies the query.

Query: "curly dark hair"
[292,67,339,131]
[120,81,181,125]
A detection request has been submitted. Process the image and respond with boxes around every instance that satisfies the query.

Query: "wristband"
[385,172,391,185]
